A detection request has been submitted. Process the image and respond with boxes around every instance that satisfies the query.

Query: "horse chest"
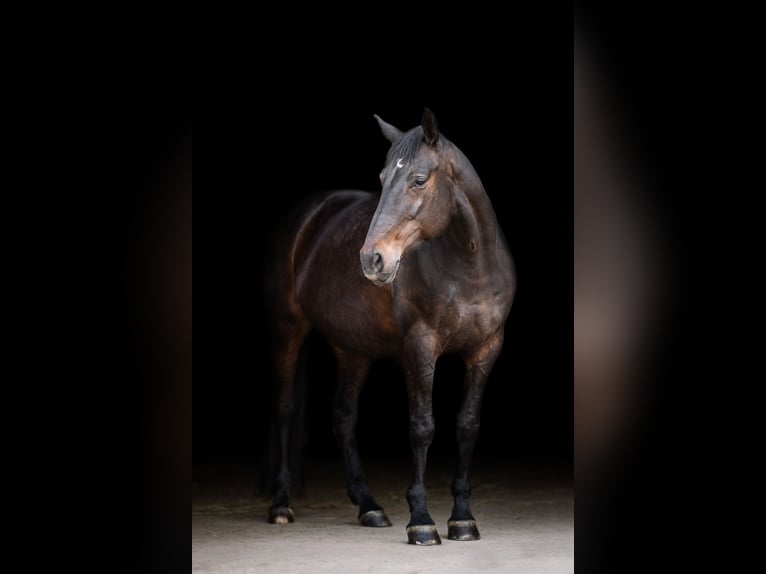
[452,299,503,347]
[407,283,505,351]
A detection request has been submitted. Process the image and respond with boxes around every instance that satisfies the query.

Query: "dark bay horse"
[266,109,516,545]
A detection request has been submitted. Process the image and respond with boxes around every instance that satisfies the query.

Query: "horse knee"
[407,483,428,508]
[332,404,356,435]
[456,413,480,443]
[409,415,435,448]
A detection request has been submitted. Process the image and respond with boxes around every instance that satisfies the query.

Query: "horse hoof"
[268,506,295,524]
[359,509,392,527]
[407,524,442,545]
[447,519,480,541]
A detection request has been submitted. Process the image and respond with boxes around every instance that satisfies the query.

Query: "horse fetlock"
[406,485,429,510]
[449,502,475,522]
[407,508,436,527]
[451,477,472,498]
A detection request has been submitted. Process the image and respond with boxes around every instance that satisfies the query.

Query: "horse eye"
[414,176,428,187]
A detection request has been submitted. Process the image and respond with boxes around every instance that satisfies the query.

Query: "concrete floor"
[192,460,573,573]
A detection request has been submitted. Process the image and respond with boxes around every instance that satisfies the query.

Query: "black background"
[194,76,572,471]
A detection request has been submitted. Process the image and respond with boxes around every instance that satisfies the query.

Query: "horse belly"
[298,275,401,356]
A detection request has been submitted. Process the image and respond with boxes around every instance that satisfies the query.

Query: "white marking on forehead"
[396,158,404,169]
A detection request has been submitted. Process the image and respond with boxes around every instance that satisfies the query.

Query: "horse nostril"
[372,251,384,273]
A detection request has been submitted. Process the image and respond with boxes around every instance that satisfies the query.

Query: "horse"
[265,109,516,545]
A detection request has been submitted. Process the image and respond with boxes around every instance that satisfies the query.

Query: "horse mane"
[387,127,425,163]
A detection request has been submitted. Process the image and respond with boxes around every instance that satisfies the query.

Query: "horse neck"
[440,145,500,269]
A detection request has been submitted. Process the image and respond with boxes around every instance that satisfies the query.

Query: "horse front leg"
[449,331,503,541]
[403,326,441,545]
[332,348,391,527]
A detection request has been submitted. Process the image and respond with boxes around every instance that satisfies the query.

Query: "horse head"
[360,109,456,286]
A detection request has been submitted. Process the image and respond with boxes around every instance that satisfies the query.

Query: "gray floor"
[192,461,573,573]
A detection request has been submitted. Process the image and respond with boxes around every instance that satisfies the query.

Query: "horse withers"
[265,109,516,545]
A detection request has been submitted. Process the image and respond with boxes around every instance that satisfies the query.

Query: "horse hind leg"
[268,319,309,524]
[332,348,392,527]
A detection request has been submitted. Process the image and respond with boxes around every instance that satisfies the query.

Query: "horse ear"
[374,114,403,144]
[421,108,439,146]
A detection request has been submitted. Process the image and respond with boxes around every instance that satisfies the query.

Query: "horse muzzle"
[360,247,400,286]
